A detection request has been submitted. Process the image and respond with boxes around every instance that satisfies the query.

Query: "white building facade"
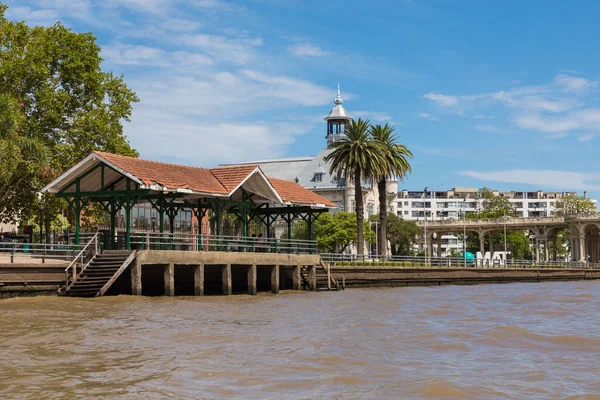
[398,187,595,256]
[223,82,399,222]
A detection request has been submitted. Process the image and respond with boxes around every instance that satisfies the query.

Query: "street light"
[462,196,467,267]
[371,220,379,259]
[423,187,428,264]
[37,192,44,244]
[503,207,508,264]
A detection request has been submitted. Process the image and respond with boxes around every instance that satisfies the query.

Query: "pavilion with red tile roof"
[43,151,334,249]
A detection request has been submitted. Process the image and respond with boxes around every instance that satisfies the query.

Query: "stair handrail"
[319,258,338,290]
[64,232,100,290]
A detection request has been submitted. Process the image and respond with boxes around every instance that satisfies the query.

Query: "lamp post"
[462,197,467,267]
[423,187,428,265]
[372,220,379,259]
[503,207,507,265]
[37,192,44,244]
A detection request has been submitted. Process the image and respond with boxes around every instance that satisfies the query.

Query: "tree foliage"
[382,213,421,256]
[468,187,517,219]
[0,4,139,224]
[313,212,375,253]
[370,124,412,256]
[553,194,596,216]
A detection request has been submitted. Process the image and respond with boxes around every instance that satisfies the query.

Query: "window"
[404,201,409,206]
[404,210,409,215]
[313,173,323,182]
[366,203,374,216]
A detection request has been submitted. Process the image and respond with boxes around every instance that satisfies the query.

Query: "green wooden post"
[195,205,205,252]
[307,213,313,241]
[287,213,292,240]
[158,198,164,248]
[125,197,131,250]
[214,200,223,251]
[110,201,116,250]
[75,180,81,245]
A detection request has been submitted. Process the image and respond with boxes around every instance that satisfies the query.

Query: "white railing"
[64,232,101,290]
[320,254,594,269]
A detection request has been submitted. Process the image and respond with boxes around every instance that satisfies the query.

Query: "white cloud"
[516,109,600,133]
[106,0,172,14]
[422,74,600,137]
[553,74,597,93]
[102,44,215,67]
[128,110,310,165]
[422,93,458,107]
[178,33,262,64]
[578,134,595,142]
[510,80,522,85]
[353,111,393,122]
[102,43,167,66]
[289,43,330,57]
[473,114,494,119]
[418,112,441,121]
[6,6,58,25]
[461,169,600,191]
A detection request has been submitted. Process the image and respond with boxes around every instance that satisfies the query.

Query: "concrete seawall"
[2,257,600,298]
[0,263,67,298]
[330,266,600,288]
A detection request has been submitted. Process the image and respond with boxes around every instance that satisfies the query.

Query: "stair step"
[92,258,129,263]
[72,279,111,285]
[79,276,114,281]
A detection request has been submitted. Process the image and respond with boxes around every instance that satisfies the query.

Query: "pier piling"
[194,263,204,296]
[164,263,174,296]
[271,264,280,294]
[248,264,257,295]
[222,264,232,295]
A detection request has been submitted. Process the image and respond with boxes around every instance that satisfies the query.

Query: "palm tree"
[370,124,412,257]
[325,118,384,255]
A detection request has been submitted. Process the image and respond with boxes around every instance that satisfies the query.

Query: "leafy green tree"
[553,194,596,216]
[0,4,139,226]
[370,124,412,257]
[0,93,50,223]
[314,212,375,253]
[382,213,421,256]
[497,231,532,259]
[463,188,529,258]
[471,187,517,218]
[325,119,384,254]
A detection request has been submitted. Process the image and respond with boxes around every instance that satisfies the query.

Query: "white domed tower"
[325,81,352,146]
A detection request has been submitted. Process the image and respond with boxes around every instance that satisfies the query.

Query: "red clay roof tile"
[209,165,259,192]
[95,151,228,194]
[268,178,336,207]
[93,151,335,208]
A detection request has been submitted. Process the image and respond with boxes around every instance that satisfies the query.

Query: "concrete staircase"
[300,263,340,291]
[64,250,135,297]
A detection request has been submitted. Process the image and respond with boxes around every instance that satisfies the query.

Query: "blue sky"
[6,0,600,198]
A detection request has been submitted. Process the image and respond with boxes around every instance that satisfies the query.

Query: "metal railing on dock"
[64,232,101,290]
[320,254,595,269]
[0,242,85,264]
[129,233,317,254]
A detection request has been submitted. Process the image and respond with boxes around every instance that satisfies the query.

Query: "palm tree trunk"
[354,168,364,255]
[378,178,387,257]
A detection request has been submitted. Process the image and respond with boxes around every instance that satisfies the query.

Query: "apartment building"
[397,188,594,256]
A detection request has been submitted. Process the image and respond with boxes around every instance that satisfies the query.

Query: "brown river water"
[1,281,599,399]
